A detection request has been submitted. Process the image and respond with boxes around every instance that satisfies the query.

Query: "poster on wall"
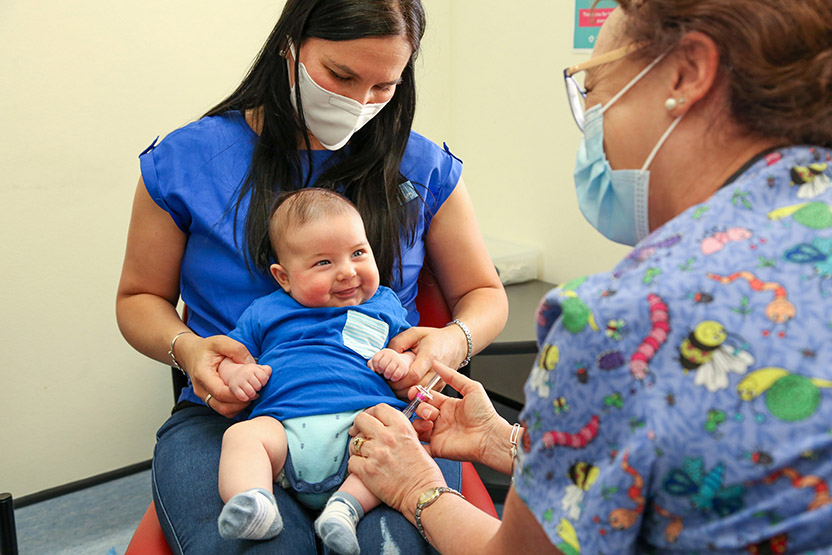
[574,0,617,51]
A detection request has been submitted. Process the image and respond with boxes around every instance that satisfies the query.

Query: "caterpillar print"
[542,415,601,449]
[629,294,670,382]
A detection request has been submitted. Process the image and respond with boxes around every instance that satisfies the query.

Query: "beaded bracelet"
[446,318,473,368]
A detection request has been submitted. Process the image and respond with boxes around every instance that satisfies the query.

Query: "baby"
[216,188,416,554]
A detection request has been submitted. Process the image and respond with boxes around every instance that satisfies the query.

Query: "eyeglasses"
[564,42,644,131]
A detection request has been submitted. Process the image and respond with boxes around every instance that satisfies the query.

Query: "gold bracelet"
[168,330,194,376]
[509,423,522,483]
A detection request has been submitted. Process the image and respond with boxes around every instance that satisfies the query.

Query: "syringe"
[402,373,443,419]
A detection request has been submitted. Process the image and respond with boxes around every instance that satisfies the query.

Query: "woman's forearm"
[449,284,509,358]
[116,291,192,367]
[116,179,192,368]
[478,418,524,475]
[417,493,501,553]
[415,488,560,554]
[425,178,509,363]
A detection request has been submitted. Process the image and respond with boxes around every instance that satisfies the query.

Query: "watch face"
[418,488,439,505]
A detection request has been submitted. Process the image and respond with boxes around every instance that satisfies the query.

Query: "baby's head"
[269,188,380,308]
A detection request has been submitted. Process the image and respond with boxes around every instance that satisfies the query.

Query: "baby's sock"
[218,488,283,540]
[314,492,364,555]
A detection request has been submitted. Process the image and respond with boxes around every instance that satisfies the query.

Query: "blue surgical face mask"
[573,54,682,246]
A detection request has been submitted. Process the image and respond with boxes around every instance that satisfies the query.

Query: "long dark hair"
[205,0,426,286]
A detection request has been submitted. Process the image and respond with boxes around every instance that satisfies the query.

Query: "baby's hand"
[217,357,272,402]
[368,349,417,382]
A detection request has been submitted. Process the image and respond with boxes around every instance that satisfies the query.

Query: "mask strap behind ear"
[601,50,669,115]
[641,114,683,171]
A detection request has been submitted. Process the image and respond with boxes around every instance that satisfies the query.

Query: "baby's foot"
[218,488,283,540]
[314,493,364,555]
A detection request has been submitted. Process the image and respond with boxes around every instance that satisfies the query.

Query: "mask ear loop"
[600,51,669,115]
[594,46,683,172]
[641,114,683,171]
[286,41,315,166]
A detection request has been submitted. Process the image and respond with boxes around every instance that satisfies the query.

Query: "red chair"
[126,268,497,554]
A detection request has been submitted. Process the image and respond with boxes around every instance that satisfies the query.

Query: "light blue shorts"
[278,410,362,509]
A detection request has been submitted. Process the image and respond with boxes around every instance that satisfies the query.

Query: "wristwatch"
[414,486,465,542]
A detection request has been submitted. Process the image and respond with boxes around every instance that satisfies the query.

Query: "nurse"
[348,1,832,552]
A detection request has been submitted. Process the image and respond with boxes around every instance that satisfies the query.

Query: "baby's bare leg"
[217,416,288,540]
[338,473,381,513]
[219,416,288,500]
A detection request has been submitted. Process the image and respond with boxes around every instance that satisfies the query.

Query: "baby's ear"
[270,263,291,292]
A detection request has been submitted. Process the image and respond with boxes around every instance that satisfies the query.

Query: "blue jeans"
[152,405,460,554]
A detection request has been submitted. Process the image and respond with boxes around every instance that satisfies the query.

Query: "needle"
[402,373,443,418]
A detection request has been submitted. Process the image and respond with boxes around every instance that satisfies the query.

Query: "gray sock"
[314,492,365,555]
[218,488,283,540]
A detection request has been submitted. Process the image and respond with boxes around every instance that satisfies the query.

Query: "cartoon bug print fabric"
[514,146,832,553]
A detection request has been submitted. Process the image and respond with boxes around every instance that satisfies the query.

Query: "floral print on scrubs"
[514,146,832,553]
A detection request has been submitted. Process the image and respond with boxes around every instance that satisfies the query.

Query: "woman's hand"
[348,403,446,518]
[409,361,512,470]
[176,333,258,417]
[386,325,467,396]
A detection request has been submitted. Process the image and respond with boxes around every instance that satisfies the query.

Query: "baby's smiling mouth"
[335,286,358,298]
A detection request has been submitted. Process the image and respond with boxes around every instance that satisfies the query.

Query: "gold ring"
[204,393,213,407]
[352,436,366,457]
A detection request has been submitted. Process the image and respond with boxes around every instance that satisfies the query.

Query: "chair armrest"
[461,462,498,518]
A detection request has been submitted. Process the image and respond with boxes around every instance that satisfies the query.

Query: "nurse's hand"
[348,403,446,517]
[386,325,468,397]
[176,333,256,417]
[408,361,509,466]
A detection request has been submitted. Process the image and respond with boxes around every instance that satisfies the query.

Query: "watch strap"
[414,486,465,543]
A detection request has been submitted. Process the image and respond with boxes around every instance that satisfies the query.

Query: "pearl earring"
[665,97,685,111]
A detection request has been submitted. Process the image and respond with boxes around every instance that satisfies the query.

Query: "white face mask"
[288,47,391,150]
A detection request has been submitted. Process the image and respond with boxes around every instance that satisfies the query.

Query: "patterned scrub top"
[514,146,832,554]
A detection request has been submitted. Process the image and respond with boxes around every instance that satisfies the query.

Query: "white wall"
[1,0,627,498]
[444,1,630,282]
[1,0,290,499]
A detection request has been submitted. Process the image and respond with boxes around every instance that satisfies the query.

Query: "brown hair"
[268,188,362,262]
[614,0,832,147]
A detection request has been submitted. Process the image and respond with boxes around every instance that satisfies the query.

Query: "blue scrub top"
[140,111,462,404]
